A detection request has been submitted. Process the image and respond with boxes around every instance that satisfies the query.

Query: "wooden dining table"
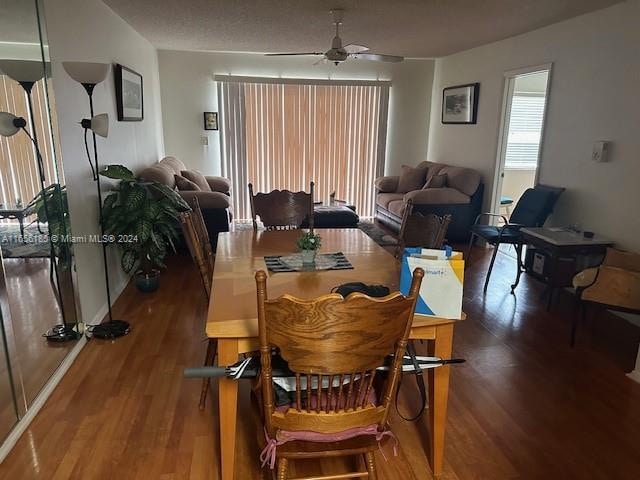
[206,228,465,479]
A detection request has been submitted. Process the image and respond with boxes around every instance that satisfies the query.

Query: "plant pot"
[135,269,160,293]
[300,249,317,265]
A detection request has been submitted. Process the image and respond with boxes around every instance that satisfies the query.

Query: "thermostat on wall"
[592,141,610,162]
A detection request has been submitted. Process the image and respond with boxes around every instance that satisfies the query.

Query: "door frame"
[491,63,553,216]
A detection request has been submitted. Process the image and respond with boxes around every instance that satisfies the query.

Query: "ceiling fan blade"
[352,52,404,63]
[313,57,329,66]
[265,52,324,57]
[343,43,369,54]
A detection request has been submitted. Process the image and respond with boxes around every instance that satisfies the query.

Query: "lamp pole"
[19,81,76,340]
[81,83,116,325]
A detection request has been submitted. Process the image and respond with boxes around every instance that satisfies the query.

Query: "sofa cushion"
[376,193,404,210]
[438,166,481,196]
[423,173,447,189]
[174,174,200,192]
[179,190,231,209]
[160,156,187,174]
[181,170,211,192]
[374,176,399,193]
[404,188,471,205]
[140,164,176,188]
[387,200,406,218]
[397,164,428,193]
[206,176,231,194]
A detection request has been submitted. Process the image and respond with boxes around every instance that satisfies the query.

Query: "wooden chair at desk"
[249,182,315,231]
[252,268,424,480]
[395,199,452,258]
[180,197,216,410]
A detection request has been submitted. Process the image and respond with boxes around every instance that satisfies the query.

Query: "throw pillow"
[397,164,428,193]
[423,173,447,189]
[174,174,200,192]
[180,170,211,191]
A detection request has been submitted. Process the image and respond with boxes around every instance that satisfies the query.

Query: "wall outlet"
[201,135,209,146]
[592,141,610,162]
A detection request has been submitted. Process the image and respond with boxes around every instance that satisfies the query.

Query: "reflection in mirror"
[0,0,81,436]
[0,292,20,441]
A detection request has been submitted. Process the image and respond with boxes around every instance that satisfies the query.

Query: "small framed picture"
[442,83,479,124]
[204,112,218,131]
[114,64,143,121]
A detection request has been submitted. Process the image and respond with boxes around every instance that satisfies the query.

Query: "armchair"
[572,248,640,346]
[467,184,564,292]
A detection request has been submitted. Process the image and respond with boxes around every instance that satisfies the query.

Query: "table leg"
[19,216,25,242]
[427,323,454,477]
[218,339,239,480]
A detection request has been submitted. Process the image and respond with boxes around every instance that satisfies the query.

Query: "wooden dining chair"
[249,182,315,231]
[395,199,452,258]
[180,197,217,410]
[253,267,424,480]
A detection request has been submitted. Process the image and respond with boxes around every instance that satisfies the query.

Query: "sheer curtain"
[217,76,390,220]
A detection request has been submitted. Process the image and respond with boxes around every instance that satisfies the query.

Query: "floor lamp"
[0,59,78,342]
[62,62,129,339]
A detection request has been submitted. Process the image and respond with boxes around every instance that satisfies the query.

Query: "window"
[0,75,62,208]
[217,76,390,219]
[504,93,546,170]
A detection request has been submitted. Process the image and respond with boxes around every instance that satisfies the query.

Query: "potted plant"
[99,164,190,292]
[296,230,322,264]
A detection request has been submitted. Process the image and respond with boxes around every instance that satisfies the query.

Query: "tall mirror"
[0,0,81,438]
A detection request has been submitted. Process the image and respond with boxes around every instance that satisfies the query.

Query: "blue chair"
[467,185,565,292]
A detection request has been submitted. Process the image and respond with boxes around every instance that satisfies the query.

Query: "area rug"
[0,224,50,258]
[230,221,398,248]
[356,221,398,247]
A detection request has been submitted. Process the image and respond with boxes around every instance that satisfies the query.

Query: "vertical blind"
[218,76,390,219]
[504,93,546,170]
[0,75,62,209]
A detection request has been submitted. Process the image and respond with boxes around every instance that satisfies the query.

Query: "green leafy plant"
[296,231,322,251]
[100,164,190,275]
[33,183,72,263]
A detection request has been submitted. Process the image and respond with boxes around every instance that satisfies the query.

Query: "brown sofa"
[140,156,232,246]
[375,161,483,241]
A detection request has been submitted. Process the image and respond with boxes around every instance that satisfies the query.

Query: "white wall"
[44,0,165,324]
[157,50,434,177]
[428,0,640,252]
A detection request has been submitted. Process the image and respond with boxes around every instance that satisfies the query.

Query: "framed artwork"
[204,112,218,131]
[114,64,143,121]
[442,83,479,124]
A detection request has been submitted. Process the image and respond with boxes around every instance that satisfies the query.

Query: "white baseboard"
[0,277,130,463]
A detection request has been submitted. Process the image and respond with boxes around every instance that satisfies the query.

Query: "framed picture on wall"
[442,83,479,124]
[204,112,218,130]
[114,64,144,121]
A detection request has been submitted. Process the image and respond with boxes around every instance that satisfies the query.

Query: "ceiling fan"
[265,9,404,65]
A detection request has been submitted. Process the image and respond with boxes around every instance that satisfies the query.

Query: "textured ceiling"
[102,0,622,57]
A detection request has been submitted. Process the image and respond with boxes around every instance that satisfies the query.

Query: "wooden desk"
[207,229,464,479]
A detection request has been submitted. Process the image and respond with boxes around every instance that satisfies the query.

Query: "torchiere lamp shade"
[81,113,109,138]
[0,112,27,137]
[62,62,110,85]
[0,59,46,83]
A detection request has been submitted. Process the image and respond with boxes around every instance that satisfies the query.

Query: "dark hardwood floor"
[0,240,639,479]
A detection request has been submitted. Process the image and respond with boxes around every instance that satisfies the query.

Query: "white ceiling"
[102,0,622,58]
